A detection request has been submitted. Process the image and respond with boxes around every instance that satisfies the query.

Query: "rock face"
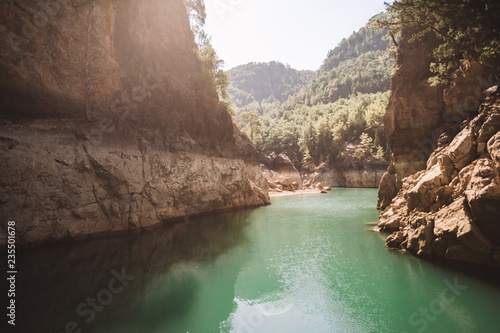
[378,29,445,209]
[261,157,387,193]
[0,119,269,246]
[377,28,497,210]
[0,0,232,143]
[342,168,387,188]
[302,163,346,188]
[377,88,500,266]
[261,153,302,192]
[302,162,387,189]
[377,26,500,267]
[0,1,269,245]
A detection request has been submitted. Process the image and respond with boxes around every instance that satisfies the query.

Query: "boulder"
[386,231,405,248]
[271,154,298,174]
[488,132,500,170]
[433,199,494,264]
[447,128,476,171]
[405,164,448,212]
[403,214,434,257]
[261,153,302,191]
[465,159,500,243]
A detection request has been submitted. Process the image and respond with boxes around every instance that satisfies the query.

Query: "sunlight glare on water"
[12,189,500,333]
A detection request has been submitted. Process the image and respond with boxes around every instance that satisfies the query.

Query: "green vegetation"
[379,0,500,85]
[232,13,393,168]
[248,92,390,168]
[187,0,233,115]
[281,18,393,113]
[228,62,314,115]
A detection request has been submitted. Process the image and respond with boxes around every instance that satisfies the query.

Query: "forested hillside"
[228,62,314,115]
[231,13,394,168]
[281,17,393,112]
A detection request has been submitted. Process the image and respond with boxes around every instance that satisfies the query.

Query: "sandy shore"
[269,189,325,197]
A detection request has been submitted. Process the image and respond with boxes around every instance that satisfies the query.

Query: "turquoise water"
[7,189,500,332]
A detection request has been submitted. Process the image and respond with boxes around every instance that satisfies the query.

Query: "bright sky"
[204,0,389,71]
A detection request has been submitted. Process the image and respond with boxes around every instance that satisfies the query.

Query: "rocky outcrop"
[261,153,302,192]
[0,1,269,246]
[0,119,269,246]
[302,162,387,189]
[302,163,345,188]
[378,29,445,208]
[377,88,500,266]
[377,28,497,210]
[342,168,387,188]
[261,157,387,193]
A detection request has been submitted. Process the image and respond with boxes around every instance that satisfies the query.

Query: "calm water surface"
[5,189,500,332]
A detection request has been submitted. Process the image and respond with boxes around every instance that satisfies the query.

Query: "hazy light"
[204,0,389,70]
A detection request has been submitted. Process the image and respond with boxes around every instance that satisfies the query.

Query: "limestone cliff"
[301,162,387,189]
[260,154,387,194]
[378,29,497,210]
[0,0,269,245]
[376,28,500,267]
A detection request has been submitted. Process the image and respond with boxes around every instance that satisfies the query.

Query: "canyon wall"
[376,28,500,267]
[0,0,269,245]
[260,155,387,193]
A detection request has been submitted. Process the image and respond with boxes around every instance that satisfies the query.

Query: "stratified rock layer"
[0,1,269,245]
[0,120,269,245]
[377,29,495,210]
[377,89,500,266]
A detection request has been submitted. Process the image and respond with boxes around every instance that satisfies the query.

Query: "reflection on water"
[4,209,254,333]
[3,189,500,333]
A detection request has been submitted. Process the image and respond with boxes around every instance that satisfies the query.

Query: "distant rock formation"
[301,162,387,189]
[261,153,302,192]
[260,155,387,193]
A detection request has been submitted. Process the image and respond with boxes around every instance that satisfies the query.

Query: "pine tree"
[379,0,500,85]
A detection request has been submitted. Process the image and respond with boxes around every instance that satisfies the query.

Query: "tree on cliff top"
[187,0,232,112]
[380,0,500,85]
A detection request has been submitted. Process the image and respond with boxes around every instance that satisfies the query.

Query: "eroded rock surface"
[0,0,269,245]
[377,90,500,266]
[0,120,269,245]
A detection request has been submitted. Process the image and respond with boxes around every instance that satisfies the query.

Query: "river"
[6,188,500,332]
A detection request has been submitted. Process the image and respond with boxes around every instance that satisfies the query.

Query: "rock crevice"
[376,27,500,267]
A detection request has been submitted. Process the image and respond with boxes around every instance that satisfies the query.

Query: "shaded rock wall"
[0,119,269,245]
[383,30,445,186]
[0,0,232,143]
[0,1,269,246]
